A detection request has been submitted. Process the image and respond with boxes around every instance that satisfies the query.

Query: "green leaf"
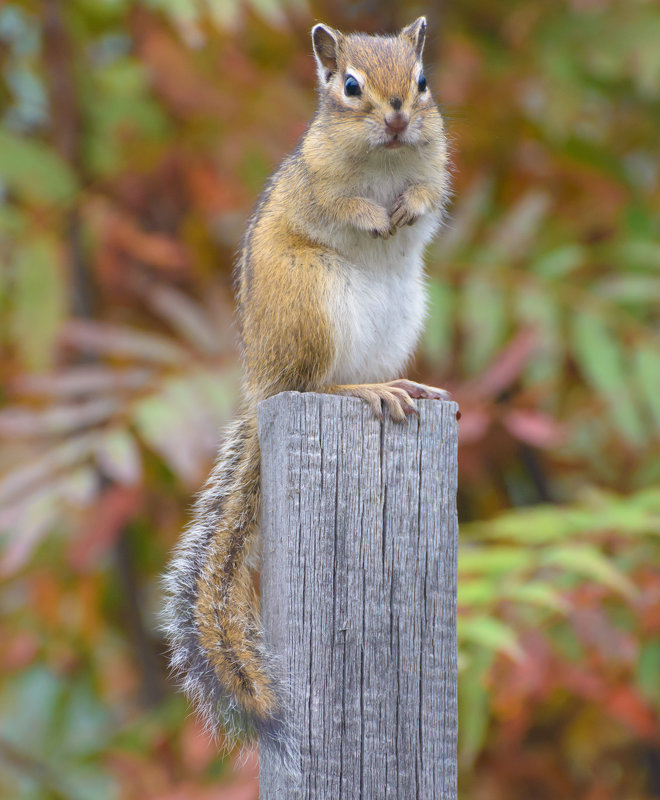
[634,345,660,431]
[131,373,227,484]
[0,666,117,799]
[503,582,569,612]
[570,311,644,446]
[85,58,170,176]
[0,131,77,207]
[595,275,660,302]
[467,506,576,544]
[422,280,453,365]
[458,577,499,607]
[533,244,585,279]
[624,203,657,238]
[457,615,523,659]
[206,0,241,28]
[616,241,660,272]
[515,284,562,390]
[541,544,637,598]
[563,136,629,183]
[457,647,494,767]
[629,487,660,513]
[459,545,536,575]
[248,0,289,27]
[637,640,660,708]
[458,577,567,614]
[132,391,198,483]
[467,493,660,545]
[479,505,598,544]
[74,0,132,19]
[95,428,142,486]
[461,278,507,374]
[239,147,272,194]
[10,236,66,370]
[0,206,28,237]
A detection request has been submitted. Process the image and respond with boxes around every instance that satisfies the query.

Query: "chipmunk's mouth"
[384,136,403,149]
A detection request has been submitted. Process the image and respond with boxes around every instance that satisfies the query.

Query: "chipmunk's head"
[312,18,440,151]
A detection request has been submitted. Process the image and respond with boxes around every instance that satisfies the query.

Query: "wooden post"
[258,391,459,800]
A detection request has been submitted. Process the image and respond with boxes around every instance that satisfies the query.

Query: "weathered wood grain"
[258,391,458,800]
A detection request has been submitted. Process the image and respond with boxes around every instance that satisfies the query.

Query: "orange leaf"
[606,685,658,740]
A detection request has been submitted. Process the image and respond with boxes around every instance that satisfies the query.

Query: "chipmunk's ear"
[312,23,343,83]
[400,16,427,59]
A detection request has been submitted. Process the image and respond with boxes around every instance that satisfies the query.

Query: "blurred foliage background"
[0,0,659,798]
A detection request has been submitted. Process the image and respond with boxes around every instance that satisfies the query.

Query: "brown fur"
[162,16,449,769]
[193,413,276,719]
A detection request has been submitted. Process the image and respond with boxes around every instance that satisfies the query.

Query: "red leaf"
[13,367,153,398]
[503,408,566,447]
[60,320,188,364]
[180,717,216,774]
[457,406,492,443]
[468,328,538,398]
[186,162,248,216]
[87,199,188,272]
[606,685,658,740]
[1,633,40,671]
[69,485,141,571]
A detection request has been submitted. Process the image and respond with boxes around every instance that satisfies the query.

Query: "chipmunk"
[162,16,450,767]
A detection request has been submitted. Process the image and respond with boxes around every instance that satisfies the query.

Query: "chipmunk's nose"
[385,111,410,135]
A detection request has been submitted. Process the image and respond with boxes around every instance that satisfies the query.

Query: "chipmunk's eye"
[344,75,361,97]
[418,74,427,93]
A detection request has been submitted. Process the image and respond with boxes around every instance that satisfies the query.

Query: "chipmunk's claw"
[365,385,413,423]
[329,383,418,423]
[390,196,419,229]
[387,379,450,401]
[370,227,397,239]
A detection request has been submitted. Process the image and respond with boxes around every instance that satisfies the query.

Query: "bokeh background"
[1,0,659,798]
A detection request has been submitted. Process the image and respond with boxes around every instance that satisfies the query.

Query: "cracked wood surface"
[258,391,458,799]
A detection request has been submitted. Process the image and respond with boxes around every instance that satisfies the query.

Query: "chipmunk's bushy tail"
[161,411,296,768]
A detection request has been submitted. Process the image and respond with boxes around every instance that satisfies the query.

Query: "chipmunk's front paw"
[368,205,395,239]
[370,227,396,239]
[390,194,420,229]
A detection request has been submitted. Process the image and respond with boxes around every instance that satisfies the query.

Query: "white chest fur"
[329,149,441,384]
[327,228,431,384]
[303,147,443,385]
